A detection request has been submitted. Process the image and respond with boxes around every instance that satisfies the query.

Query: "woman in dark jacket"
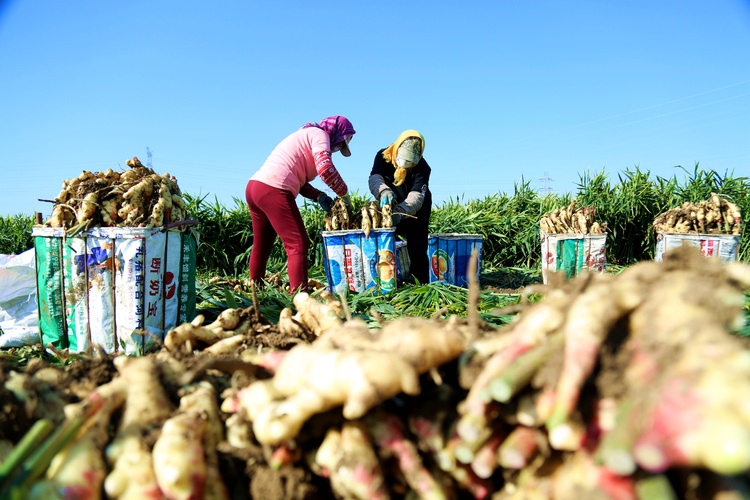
[368,130,432,284]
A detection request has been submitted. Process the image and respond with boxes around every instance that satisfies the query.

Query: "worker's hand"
[342,193,353,213]
[392,206,405,225]
[317,193,334,214]
[379,190,395,208]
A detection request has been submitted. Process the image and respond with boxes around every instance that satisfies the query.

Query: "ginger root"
[231,344,420,445]
[225,314,468,446]
[152,392,209,500]
[312,422,389,500]
[104,357,173,499]
[164,308,252,353]
[290,292,345,337]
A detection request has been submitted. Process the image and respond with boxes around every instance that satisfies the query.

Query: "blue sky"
[1,0,749,217]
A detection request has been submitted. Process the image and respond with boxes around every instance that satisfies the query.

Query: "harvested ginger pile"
[653,192,742,234]
[539,198,607,234]
[3,246,750,498]
[324,197,394,235]
[44,156,189,231]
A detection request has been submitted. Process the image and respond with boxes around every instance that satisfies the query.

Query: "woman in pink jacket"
[246,116,355,292]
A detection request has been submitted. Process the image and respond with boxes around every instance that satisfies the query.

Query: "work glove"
[342,193,353,213]
[392,206,405,225]
[317,193,334,214]
[379,190,395,208]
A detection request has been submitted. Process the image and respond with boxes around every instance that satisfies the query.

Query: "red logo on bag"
[546,252,555,264]
[700,239,716,257]
[164,272,176,299]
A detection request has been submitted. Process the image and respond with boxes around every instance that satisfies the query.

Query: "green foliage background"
[186,164,750,277]
[2,165,748,275]
[0,214,35,256]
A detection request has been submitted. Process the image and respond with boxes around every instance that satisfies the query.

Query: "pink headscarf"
[303,115,356,148]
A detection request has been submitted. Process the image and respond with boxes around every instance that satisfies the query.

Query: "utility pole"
[146,147,153,168]
[539,171,554,195]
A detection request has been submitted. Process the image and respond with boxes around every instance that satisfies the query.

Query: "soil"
[0,360,36,440]
[0,320,329,499]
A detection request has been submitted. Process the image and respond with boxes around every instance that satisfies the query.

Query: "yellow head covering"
[381,130,425,187]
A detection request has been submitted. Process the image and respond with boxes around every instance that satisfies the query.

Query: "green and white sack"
[33,224,198,355]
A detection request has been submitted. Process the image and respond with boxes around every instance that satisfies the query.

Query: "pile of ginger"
[44,157,189,231]
[4,245,750,499]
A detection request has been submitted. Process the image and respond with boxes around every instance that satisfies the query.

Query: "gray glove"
[317,193,334,214]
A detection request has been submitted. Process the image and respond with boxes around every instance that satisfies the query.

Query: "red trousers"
[245,180,310,292]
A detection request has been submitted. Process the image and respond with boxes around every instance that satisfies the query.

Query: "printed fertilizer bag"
[83,235,116,353]
[322,229,397,296]
[62,236,90,352]
[428,234,483,287]
[373,230,397,293]
[174,230,198,325]
[33,225,198,354]
[655,232,740,263]
[34,233,66,349]
[343,232,366,293]
[395,240,411,284]
[361,231,379,290]
[143,232,169,351]
[322,233,348,296]
[541,232,607,284]
[113,234,147,354]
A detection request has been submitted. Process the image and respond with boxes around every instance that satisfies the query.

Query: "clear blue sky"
[1,0,749,217]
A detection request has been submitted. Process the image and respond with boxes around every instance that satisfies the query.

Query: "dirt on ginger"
[8,242,750,499]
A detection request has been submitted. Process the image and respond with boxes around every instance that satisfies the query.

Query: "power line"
[538,171,554,195]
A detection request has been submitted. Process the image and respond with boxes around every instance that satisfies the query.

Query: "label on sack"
[655,232,740,263]
[33,226,198,354]
[322,229,397,296]
[541,232,607,284]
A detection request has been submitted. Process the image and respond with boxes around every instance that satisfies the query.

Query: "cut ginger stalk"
[313,423,389,500]
[456,288,571,448]
[31,379,128,500]
[546,274,624,450]
[497,426,543,470]
[367,410,446,500]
